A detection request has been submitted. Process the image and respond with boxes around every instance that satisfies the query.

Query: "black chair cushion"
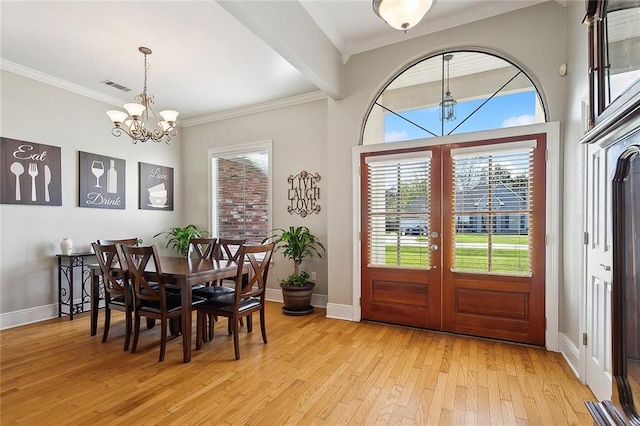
[109,294,127,306]
[139,293,206,314]
[193,285,234,299]
[199,295,260,313]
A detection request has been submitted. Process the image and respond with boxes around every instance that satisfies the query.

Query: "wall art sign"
[0,137,62,205]
[78,151,125,209]
[138,162,174,211]
[287,170,321,217]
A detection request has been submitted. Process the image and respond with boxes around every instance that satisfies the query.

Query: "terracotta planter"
[280,281,315,315]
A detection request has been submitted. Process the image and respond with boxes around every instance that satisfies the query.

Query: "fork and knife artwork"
[0,137,62,206]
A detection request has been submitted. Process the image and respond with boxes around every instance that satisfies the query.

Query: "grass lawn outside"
[384,232,530,274]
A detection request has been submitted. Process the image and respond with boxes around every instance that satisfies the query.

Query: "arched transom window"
[363,50,546,145]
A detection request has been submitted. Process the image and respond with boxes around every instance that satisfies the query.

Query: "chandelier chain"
[143,52,149,97]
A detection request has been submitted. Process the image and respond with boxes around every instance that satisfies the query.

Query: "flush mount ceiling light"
[372,0,433,32]
[106,47,178,144]
[440,53,457,122]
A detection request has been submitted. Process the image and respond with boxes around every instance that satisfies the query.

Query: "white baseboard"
[0,304,58,330]
[326,303,354,321]
[4,293,342,330]
[559,332,582,380]
[265,288,284,303]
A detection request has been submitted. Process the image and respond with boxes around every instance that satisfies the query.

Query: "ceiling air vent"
[102,80,131,92]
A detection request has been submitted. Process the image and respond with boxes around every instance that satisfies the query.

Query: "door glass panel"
[451,142,534,275]
[362,51,545,145]
[366,153,432,269]
[604,0,640,109]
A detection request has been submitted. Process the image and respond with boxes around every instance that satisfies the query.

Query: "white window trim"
[207,140,273,239]
[351,122,560,352]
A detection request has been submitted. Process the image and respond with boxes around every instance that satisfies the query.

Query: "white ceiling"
[0,0,553,124]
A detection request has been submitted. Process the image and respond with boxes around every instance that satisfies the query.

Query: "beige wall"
[0,70,183,326]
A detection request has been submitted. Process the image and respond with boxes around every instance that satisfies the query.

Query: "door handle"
[600,263,611,271]
[430,244,439,251]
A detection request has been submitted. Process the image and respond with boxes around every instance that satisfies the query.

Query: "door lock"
[600,264,611,271]
[430,231,439,239]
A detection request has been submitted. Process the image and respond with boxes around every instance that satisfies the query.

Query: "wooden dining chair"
[96,238,159,330]
[216,238,247,262]
[214,237,249,324]
[214,237,248,289]
[187,237,217,260]
[195,242,275,360]
[119,244,206,362]
[189,238,233,340]
[92,242,132,351]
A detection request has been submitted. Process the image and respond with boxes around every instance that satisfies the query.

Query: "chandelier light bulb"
[123,103,146,118]
[106,110,128,126]
[159,110,179,123]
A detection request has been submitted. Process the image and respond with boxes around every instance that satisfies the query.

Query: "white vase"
[60,238,74,255]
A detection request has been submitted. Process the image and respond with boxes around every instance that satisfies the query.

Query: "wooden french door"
[360,147,442,329]
[361,134,547,346]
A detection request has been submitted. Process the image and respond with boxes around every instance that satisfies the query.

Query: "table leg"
[69,257,75,321]
[91,267,99,336]
[58,257,63,318]
[181,278,191,363]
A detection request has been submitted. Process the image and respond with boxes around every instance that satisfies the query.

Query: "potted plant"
[263,226,325,315]
[153,224,206,257]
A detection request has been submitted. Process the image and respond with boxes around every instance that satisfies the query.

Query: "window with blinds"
[451,140,535,275]
[365,152,431,269]
[211,143,271,244]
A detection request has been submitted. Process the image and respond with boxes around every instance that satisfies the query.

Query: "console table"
[56,252,95,320]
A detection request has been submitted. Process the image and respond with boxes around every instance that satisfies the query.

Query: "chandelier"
[372,0,433,32]
[106,47,178,144]
[440,53,457,122]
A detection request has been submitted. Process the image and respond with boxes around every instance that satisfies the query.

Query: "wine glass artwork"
[91,161,104,188]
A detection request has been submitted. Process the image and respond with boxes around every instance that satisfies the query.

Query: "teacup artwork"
[148,183,167,208]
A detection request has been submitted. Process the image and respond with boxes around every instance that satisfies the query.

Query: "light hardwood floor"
[1,302,595,424]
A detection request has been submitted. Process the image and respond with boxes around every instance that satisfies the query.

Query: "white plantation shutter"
[451,140,536,275]
[365,152,431,268]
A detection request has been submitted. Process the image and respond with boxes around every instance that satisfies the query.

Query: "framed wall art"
[78,151,125,209]
[0,137,62,206]
[138,162,174,211]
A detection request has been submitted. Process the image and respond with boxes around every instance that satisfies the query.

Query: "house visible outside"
[455,181,528,234]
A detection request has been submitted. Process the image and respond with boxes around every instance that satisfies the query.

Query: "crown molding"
[180,91,327,127]
[1,59,327,127]
[1,59,126,107]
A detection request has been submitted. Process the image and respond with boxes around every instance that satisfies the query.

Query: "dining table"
[91,256,247,363]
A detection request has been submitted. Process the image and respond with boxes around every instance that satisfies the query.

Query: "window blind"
[451,144,534,275]
[211,150,269,244]
[366,154,431,269]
